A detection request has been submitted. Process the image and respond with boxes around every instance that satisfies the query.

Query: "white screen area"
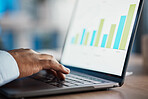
[61,0,140,76]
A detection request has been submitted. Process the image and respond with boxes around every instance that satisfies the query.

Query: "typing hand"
[8,49,70,80]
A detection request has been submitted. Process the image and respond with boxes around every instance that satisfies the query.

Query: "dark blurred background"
[132,0,148,53]
[0,0,148,58]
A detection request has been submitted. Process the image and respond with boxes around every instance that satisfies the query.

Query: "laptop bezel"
[60,0,144,86]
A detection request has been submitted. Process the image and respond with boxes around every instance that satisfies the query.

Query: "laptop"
[0,0,144,98]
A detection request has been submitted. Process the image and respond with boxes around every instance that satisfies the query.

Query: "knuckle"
[48,60,52,64]
[39,60,43,64]
[59,64,63,69]
[50,55,54,58]
[40,54,46,56]
[39,59,47,64]
[25,49,32,51]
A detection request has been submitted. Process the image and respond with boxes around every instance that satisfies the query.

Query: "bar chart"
[71,4,136,50]
[62,0,140,76]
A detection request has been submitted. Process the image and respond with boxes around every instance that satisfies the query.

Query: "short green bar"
[74,34,79,44]
[84,32,90,45]
[119,4,136,50]
[106,24,116,48]
[94,19,105,47]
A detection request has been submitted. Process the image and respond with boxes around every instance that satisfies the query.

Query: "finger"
[46,69,66,80]
[39,59,70,74]
[45,69,58,78]
[57,71,66,80]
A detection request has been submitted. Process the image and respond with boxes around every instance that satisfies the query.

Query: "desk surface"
[1,54,148,99]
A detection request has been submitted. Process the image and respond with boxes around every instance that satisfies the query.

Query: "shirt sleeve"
[0,50,20,86]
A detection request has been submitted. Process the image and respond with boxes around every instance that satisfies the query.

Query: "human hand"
[8,49,70,80]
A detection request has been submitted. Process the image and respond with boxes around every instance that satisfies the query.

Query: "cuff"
[0,50,20,86]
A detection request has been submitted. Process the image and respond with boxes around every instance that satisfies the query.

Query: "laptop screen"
[61,0,140,76]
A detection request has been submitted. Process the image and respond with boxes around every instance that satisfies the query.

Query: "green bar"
[74,34,79,44]
[94,19,105,47]
[84,32,90,45]
[119,4,136,50]
[106,24,116,48]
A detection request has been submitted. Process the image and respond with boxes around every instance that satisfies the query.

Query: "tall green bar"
[119,4,136,50]
[94,19,105,47]
[74,34,79,44]
[106,24,116,48]
[84,32,89,45]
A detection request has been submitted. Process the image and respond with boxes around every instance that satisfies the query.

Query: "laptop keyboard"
[31,72,108,88]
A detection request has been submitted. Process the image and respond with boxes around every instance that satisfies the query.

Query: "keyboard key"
[31,72,109,88]
[63,82,77,87]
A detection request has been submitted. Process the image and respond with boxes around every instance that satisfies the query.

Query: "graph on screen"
[61,0,140,76]
[71,4,136,50]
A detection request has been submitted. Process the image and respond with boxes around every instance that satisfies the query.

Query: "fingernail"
[65,67,70,73]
